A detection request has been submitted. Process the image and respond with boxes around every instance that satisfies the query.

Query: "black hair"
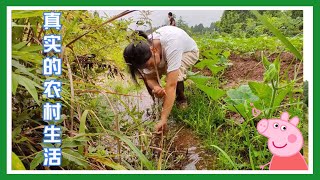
[168,12,173,16]
[123,30,152,83]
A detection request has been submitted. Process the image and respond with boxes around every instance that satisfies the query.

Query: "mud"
[168,122,216,170]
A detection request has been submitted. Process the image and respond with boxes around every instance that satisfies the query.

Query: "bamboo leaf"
[12,73,19,95]
[12,10,43,19]
[12,50,43,64]
[30,152,44,170]
[12,60,42,82]
[13,73,40,105]
[63,11,81,42]
[12,42,28,50]
[78,110,89,154]
[20,45,43,52]
[62,149,90,169]
[90,155,127,170]
[79,110,89,134]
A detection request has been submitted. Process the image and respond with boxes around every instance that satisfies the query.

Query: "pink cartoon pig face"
[257,112,303,157]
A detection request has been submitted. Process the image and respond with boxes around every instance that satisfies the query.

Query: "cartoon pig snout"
[257,119,269,135]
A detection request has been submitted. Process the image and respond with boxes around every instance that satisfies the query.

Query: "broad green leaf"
[208,65,225,74]
[188,75,211,85]
[274,57,280,72]
[222,51,231,58]
[274,87,290,108]
[194,59,219,70]
[90,155,127,170]
[12,10,43,19]
[202,49,221,59]
[219,55,228,64]
[226,104,247,118]
[261,53,271,68]
[62,149,90,169]
[248,81,272,105]
[195,84,225,101]
[195,59,225,74]
[263,64,277,82]
[226,85,259,105]
[12,152,26,170]
[30,152,44,170]
[251,10,302,60]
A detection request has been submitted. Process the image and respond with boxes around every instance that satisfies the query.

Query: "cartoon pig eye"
[273,123,279,128]
[281,126,287,131]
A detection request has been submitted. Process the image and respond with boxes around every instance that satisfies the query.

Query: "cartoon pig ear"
[289,116,300,126]
[280,112,290,121]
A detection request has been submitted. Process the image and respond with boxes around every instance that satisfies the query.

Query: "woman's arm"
[145,74,160,90]
[155,69,179,132]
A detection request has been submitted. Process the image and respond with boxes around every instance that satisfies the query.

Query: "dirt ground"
[195,52,303,88]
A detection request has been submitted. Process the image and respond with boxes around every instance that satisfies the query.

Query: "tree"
[217,10,303,37]
[176,16,192,34]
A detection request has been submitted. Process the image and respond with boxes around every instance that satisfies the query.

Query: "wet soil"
[168,122,217,170]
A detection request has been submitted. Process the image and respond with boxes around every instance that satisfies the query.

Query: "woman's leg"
[176,50,199,108]
[176,81,186,103]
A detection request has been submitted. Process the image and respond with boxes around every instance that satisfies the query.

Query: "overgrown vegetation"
[11,10,307,170]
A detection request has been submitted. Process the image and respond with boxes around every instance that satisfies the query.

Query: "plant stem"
[268,80,277,118]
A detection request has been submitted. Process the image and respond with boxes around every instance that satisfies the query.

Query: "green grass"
[171,85,271,170]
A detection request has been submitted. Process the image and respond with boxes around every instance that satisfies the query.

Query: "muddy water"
[168,121,216,170]
[116,87,217,170]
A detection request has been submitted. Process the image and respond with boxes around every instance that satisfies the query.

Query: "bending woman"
[123,26,199,133]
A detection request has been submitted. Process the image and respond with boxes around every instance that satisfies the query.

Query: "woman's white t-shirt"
[143,26,198,74]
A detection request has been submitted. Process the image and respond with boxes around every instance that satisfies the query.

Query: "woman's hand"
[152,86,166,98]
[154,120,167,134]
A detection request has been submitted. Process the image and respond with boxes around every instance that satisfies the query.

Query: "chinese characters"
[42,11,62,167]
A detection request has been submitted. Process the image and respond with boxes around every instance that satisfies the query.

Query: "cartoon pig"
[257,112,308,170]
